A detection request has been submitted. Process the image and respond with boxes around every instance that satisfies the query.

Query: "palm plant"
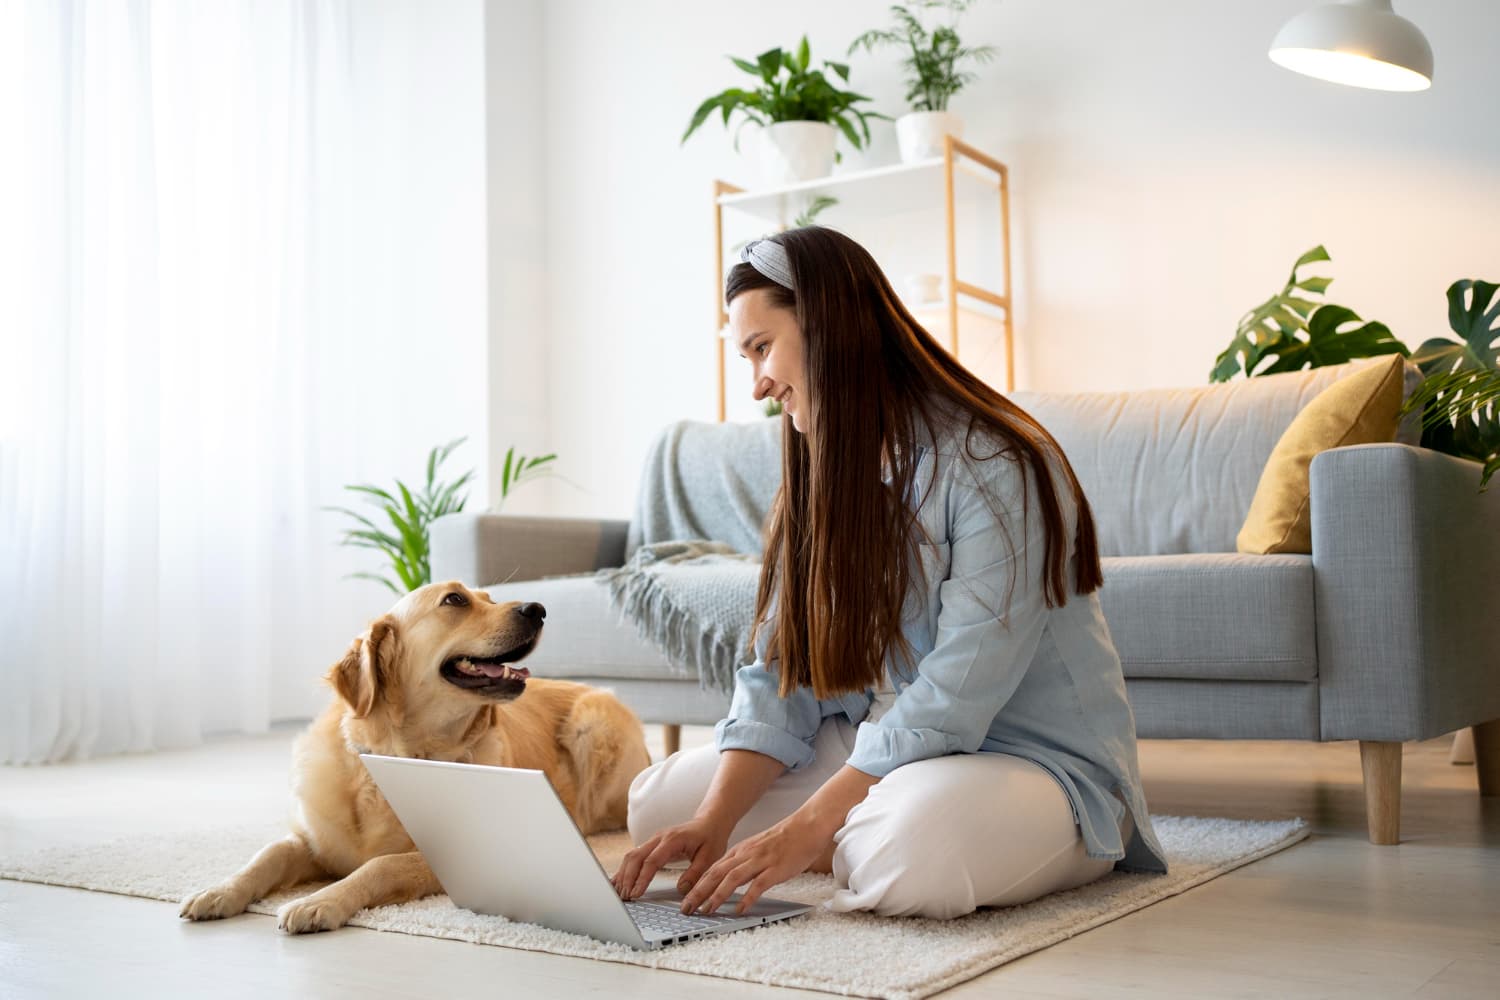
[682,36,887,153]
[848,0,997,112]
[326,438,475,595]
[1401,280,1500,488]
[497,445,558,506]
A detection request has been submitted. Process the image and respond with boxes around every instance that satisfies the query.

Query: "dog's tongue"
[475,663,530,679]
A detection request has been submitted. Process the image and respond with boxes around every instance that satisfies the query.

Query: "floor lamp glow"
[1269,0,1433,91]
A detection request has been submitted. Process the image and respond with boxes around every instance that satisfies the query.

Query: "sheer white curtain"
[0,0,386,763]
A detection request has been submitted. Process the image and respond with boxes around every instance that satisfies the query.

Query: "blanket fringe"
[597,549,752,695]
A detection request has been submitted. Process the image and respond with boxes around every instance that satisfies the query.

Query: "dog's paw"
[179,884,251,921]
[276,895,351,934]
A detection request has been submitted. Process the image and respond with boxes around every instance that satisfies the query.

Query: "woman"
[611,227,1167,921]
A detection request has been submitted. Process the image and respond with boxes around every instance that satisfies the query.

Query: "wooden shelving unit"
[711,135,1013,422]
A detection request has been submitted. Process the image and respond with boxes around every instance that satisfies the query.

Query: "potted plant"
[327,439,557,594]
[848,0,997,163]
[1402,280,1500,488]
[1211,248,1499,490]
[682,37,886,185]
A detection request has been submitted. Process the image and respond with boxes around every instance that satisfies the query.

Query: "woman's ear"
[328,617,399,718]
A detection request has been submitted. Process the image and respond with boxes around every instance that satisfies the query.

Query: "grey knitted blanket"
[596,419,785,692]
[596,540,763,694]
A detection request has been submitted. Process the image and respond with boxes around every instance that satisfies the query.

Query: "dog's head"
[326,581,545,726]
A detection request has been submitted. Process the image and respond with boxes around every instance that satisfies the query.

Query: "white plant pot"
[757,121,838,186]
[895,110,964,163]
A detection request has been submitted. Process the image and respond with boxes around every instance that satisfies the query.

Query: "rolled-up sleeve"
[715,609,874,771]
[713,660,826,770]
[845,461,1055,778]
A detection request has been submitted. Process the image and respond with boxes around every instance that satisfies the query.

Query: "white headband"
[741,238,795,292]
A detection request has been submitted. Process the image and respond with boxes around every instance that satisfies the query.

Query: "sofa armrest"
[430,513,630,587]
[1311,443,1500,741]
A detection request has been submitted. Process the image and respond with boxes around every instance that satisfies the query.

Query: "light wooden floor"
[2,725,1497,999]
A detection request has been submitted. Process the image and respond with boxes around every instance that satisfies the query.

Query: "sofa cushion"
[1099,553,1317,682]
[1236,354,1405,554]
[487,553,1317,687]
[1010,358,1420,557]
[482,576,687,682]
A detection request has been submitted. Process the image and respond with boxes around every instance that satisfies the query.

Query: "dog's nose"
[517,602,546,621]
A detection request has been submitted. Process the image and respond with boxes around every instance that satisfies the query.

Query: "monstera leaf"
[1254,304,1408,375]
[1407,280,1500,474]
[1211,246,1335,382]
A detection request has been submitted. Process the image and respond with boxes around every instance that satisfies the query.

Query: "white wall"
[514,0,1499,522]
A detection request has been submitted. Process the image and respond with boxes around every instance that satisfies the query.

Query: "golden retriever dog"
[179,580,651,934]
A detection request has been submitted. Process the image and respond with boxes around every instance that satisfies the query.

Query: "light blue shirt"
[714,410,1169,872]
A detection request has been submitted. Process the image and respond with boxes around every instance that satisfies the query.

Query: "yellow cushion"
[1236,354,1406,555]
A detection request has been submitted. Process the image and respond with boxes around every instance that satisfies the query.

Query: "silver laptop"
[360,753,812,949]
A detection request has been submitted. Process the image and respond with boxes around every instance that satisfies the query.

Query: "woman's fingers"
[736,872,779,915]
[693,858,761,915]
[675,841,718,895]
[629,834,693,899]
[611,837,658,897]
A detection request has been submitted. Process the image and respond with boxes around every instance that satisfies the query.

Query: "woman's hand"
[612,814,731,902]
[682,763,881,915]
[679,809,831,916]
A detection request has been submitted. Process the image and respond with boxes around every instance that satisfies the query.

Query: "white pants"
[628,716,1125,919]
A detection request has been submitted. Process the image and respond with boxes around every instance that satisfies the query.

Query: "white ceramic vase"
[895,110,964,163]
[757,121,838,186]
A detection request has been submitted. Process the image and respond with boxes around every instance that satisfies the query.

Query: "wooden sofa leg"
[662,724,681,758]
[1359,741,1402,845]
[1450,727,1476,765]
[1472,720,1500,796]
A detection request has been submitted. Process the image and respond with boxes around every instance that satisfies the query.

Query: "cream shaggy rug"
[2,816,1307,999]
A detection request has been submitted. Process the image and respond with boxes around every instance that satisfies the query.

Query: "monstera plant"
[1401,280,1500,488]
[1212,248,1500,489]
[1210,246,1408,383]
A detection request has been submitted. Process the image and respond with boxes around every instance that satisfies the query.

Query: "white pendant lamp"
[1269,0,1433,92]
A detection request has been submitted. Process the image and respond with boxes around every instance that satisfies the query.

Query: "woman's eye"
[442,593,468,607]
[756,343,768,356]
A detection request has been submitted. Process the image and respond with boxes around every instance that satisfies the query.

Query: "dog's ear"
[328,617,399,719]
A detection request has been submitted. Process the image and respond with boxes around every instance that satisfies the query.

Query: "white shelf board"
[717,157,1001,225]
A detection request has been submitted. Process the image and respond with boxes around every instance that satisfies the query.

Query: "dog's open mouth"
[439,637,537,697]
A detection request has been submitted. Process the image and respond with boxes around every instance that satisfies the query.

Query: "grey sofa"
[431,360,1500,844]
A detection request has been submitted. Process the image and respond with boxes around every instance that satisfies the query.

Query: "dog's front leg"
[277,851,441,934]
[180,835,328,921]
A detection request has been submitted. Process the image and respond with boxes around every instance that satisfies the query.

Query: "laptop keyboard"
[625,899,742,936]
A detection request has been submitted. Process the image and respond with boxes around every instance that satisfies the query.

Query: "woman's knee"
[625,745,716,844]
[833,805,977,918]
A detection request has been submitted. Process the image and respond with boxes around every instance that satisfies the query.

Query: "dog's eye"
[441,592,469,608]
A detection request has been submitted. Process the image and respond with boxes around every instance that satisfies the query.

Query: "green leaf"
[501,447,515,496]
[345,483,397,506]
[347,571,404,597]
[1209,245,1376,382]
[730,56,761,76]
[797,35,810,72]
[1294,245,1331,269]
[756,47,783,82]
[682,95,717,144]
[833,113,864,150]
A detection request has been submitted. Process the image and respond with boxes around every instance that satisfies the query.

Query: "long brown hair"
[731,227,1104,700]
